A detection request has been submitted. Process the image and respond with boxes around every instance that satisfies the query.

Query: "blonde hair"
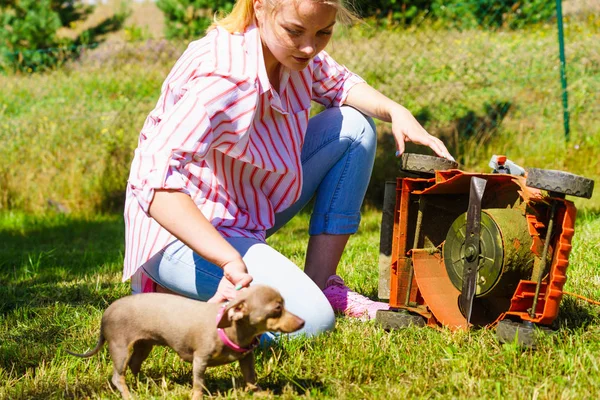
[210,0,359,33]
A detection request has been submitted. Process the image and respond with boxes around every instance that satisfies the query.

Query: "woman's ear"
[253,0,264,22]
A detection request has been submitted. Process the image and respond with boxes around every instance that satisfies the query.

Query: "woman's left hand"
[391,106,455,161]
[344,82,454,161]
[208,259,253,303]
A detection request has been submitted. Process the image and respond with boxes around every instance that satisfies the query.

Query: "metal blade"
[460,176,487,324]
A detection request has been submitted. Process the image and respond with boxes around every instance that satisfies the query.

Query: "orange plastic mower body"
[387,169,576,330]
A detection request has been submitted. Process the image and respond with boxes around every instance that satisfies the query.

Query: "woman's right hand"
[208,259,253,303]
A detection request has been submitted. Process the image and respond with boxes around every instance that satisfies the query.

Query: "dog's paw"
[245,382,263,392]
[247,385,273,397]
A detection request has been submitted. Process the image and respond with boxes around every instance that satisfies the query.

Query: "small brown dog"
[66,284,305,399]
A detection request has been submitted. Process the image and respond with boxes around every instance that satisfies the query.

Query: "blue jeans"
[141,106,377,337]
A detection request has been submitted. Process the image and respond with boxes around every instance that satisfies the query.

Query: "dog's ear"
[217,299,247,329]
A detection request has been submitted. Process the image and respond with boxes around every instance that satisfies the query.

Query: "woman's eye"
[285,28,302,36]
[318,31,333,36]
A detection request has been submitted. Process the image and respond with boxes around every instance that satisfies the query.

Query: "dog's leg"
[128,341,153,377]
[239,352,260,391]
[191,354,208,400]
[109,341,133,400]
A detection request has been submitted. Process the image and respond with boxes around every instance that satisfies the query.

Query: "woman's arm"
[344,82,454,160]
[148,189,253,302]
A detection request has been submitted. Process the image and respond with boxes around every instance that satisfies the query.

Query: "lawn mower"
[376,153,595,348]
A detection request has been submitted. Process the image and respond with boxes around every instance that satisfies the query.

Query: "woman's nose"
[299,39,315,56]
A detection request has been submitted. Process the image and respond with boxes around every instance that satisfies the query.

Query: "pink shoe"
[322,275,389,320]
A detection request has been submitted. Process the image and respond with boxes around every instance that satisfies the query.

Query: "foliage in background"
[155,0,558,38]
[1,16,598,214]
[0,0,65,72]
[431,0,556,29]
[349,0,555,28]
[0,0,568,72]
[49,0,94,27]
[353,0,433,25]
[156,0,234,39]
[0,0,129,72]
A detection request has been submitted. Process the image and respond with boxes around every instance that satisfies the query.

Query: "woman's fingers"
[208,263,254,303]
[429,137,454,161]
[207,290,227,303]
[208,276,238,303]
[238,274,253,288]
[395,136,406,156]
[222,259,253,289]
[395,131,454,161]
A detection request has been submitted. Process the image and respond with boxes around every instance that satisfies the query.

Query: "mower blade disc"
[460,176,487,324]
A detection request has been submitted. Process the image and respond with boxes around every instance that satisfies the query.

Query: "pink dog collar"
[216,304,259,353]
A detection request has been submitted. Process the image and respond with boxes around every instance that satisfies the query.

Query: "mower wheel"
[496,319,554,349]
[400,153,459,176]
[376,309,426,330]
[526,168,594,199]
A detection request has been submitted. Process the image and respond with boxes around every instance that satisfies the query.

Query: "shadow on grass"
[30,373,328,400]
[555,296,600,330]
[142,372,326,397]
[1,279,122,316]
[0,215,130,378]
[0,214,126,314]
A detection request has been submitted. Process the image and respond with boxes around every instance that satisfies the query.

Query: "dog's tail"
[65,333,106,358]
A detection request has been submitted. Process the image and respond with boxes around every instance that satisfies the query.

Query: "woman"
[123,0,453,337]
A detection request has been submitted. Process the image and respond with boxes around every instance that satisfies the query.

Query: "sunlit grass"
[1,208,600,399]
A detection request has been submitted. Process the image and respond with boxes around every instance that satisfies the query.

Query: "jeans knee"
[260,302,335,346]
[294,296,336,337]
[339,106,377,153]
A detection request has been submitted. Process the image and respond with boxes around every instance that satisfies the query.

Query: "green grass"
[2,17,600,398]
[2,209,600,399]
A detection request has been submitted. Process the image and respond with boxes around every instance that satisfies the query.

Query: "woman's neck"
[262,43,281,93]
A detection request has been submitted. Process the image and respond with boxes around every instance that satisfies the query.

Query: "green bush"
[49,0,93,27]
[353,0,433,26]
[156,0,234,39]
[353,0,555,28]
[0,0,65,72]
[0,0,130,73]
[431,0,555,29]
[153,0,556,36]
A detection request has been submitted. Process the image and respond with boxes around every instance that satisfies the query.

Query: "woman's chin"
[285,57,311,71]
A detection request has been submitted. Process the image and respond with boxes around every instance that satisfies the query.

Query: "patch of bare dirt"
[563,0,600,15]
[59,0,165,42]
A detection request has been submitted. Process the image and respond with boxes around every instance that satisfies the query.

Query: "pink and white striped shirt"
[123,24,364,283]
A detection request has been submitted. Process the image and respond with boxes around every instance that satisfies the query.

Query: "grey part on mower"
[488,155,526,176]
[376,310,426,330]
[526,168,594,199]
[400,153,459,176]
[496,319,554,350]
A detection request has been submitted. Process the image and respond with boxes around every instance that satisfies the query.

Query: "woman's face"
[255,0,337,72]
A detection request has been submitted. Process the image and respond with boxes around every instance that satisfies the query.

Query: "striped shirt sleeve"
[127,72,258,213]
[311,50,365,108]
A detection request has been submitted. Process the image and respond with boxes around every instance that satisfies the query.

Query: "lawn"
[1,8,600,400]
[1,208,600,399]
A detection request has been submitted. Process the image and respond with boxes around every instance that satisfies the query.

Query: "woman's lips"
[293,56,310,63]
